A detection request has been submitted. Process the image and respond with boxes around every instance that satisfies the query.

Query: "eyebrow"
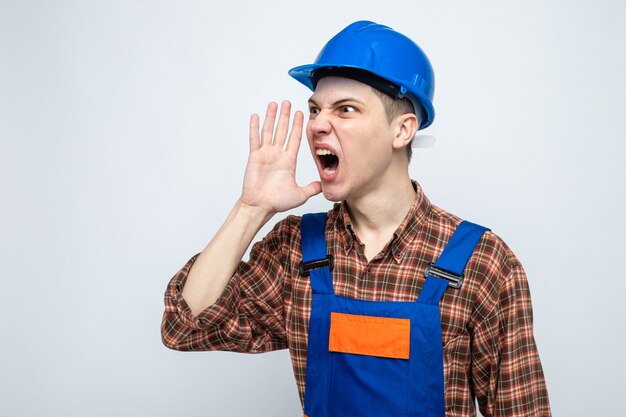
[308,97,366,107]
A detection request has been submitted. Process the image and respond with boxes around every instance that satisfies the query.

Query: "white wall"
[2,0,624,416]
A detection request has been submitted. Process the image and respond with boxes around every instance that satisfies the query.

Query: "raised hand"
[240,100,322,216]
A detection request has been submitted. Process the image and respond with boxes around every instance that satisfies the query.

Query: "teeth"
[323,167,336,174]
[316,148,335,156]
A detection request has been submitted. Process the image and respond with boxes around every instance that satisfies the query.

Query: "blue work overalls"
[300,213,488,417]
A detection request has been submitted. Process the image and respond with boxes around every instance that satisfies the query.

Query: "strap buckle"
[299,255,334,276]
[424,263,464,289]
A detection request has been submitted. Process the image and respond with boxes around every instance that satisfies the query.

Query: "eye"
[340,105,356,113]
[309,106,320,115]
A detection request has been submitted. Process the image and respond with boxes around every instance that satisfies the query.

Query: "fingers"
[249,113,260,151]
[301,181,322,199]
[273,100,291,148]
[253,101,302,151]
[261,102,278,146]
[286,110,304,154]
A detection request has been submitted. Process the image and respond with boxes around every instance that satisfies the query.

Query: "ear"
[391,113,418,150]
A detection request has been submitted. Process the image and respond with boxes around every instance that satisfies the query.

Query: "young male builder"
[162,21,551,417]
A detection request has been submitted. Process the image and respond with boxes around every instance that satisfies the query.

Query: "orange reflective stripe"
[328,312,410,359]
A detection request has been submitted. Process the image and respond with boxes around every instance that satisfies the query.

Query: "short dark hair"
[370,89,418,162]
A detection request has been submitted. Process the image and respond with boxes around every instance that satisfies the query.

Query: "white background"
[2,0,625,416]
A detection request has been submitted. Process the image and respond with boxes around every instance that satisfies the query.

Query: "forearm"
[182,199,274,316]
[178,100,318,317]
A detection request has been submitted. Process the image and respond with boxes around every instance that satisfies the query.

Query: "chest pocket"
[328,312,410,359]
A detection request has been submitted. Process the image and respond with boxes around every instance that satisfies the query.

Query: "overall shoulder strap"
[418,220,489,305]
[300,213,334,294]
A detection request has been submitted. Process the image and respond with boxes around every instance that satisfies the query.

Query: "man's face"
[306,76,398,202]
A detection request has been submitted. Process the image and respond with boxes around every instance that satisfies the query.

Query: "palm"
[241,101,321,214]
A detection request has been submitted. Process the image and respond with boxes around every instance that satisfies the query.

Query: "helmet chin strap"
[412,135,436,148]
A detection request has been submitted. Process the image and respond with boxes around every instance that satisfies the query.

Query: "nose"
[308,110,332,136]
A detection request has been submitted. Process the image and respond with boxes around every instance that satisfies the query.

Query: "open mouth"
[316,148,339,174]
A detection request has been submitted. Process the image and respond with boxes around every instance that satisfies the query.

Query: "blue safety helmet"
[289,21,436,130]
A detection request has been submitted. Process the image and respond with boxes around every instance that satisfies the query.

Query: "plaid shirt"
[161,181,551,417]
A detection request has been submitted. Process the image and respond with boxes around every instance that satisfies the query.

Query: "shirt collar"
[334,180,432,263]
